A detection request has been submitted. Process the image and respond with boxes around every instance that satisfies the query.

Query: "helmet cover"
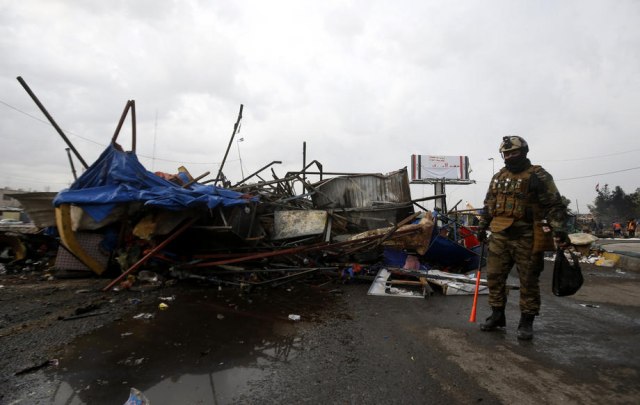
[499,135,529,154]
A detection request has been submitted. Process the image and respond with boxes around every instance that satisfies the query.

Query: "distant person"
[477,135,568,340]
[613,222,622,237]
[627,218,636,238]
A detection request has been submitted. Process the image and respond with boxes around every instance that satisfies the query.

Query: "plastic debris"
[595,259,615,267]
[288,314,301,321]
[158,303,169,310]
[123,387,150,405]
[133,313,154,320]
[138,270,159,283]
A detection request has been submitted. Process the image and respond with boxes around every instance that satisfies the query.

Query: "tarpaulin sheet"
[423,235,478,270]
[53,144,254,222]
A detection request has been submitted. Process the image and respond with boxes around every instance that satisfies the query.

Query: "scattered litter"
[14,359,59,376]
[424,270,490,296]
[595,259,615,267]
[217,314,225,320]
[158,303,169,310]
[73,303,101,315]
[133,313,154,320]
[119,357,145,366]
[367,268,427,299]
[288,314,301,321]
[60,311,109,321]
[137,270,159,283]
[159,295,176,301]
[580,304,600,308]
[121,332,133,337]
[123,387,150,405]
[615,269,626,274]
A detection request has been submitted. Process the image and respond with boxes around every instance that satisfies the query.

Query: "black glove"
[554,231,570,247]
[477,229,488,242]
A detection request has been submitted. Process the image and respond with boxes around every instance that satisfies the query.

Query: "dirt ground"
[1,259,639,404]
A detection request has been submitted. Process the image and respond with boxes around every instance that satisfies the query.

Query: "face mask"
[504,154,530,172]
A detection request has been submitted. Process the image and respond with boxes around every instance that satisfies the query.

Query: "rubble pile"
[3,85,485,294]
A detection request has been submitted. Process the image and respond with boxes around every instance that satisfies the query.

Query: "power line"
[0,99,103,146]
[556,166,640,181]
[1,98,226,166]
[539,148,640,162]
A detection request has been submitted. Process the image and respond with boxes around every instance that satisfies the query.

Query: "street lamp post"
[488,157,495,175]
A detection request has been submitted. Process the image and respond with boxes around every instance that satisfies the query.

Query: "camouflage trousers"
[486,226,544,315]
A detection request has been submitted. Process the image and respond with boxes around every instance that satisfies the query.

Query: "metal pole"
[103,218,198,291]
[130,100,136,152]
[16,76,89,169]
[303,141,307,186]
[111,100,132,145]
[236,138,245,179]
[65,148,77,181]
[215,104,243,186]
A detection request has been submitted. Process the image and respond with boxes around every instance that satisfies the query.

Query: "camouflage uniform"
[479,164,567,315]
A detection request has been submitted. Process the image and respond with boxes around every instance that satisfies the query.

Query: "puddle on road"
[49,284,337,404]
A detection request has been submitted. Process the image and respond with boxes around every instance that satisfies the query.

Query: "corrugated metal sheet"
[311,168,411,209]
[273,210,328,240]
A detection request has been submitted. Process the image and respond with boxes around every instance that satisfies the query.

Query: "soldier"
[477,135,569,340]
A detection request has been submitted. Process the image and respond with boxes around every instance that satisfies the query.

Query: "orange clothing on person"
[613,222,622,237]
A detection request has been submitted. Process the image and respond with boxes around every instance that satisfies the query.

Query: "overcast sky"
[1,0,639,213]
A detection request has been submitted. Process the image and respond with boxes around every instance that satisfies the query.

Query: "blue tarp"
[53,143,255,222]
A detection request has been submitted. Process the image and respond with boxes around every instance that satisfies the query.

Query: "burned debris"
[3,77,486,296]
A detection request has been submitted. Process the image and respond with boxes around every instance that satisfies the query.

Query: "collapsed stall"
[11,76,485,295]
[45,141,484,295]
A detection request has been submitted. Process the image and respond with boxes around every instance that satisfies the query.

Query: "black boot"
[480,307,506,331]
[517,313,535,340]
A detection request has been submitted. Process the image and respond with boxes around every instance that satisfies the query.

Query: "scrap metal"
[12,78,486,292]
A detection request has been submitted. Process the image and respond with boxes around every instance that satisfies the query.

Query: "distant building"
[0,187,40,223]
[1,187,24,209]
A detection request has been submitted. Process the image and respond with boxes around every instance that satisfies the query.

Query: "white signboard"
[411,155,470,181]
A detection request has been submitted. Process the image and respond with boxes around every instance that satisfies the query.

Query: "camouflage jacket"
[479,163,567,233]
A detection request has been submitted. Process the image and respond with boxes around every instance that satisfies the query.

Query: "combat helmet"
[499,135,529,155]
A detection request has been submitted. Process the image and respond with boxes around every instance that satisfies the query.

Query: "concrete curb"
[617,254,640,273]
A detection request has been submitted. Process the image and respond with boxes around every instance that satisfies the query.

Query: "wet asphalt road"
[25,260,640,404]
[237,260,640,405]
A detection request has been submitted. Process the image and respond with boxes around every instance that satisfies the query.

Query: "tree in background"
[588,185,640,226]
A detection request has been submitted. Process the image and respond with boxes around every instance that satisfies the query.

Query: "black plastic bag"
[552,249,584,296]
